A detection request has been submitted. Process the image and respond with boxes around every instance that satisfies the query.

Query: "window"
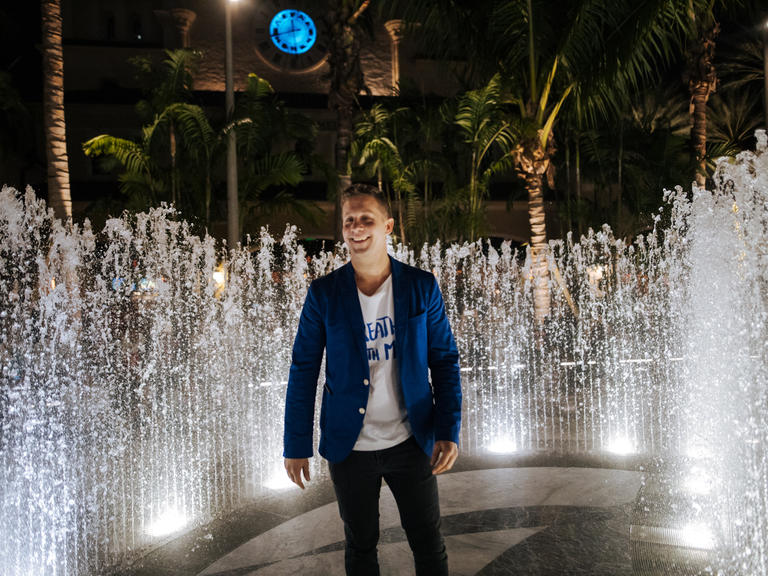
[105,13,115,41]
[131,14,143,41]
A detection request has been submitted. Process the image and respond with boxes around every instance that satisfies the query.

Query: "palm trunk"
[617,118,623,233]
[575,135,582,237]
[170,125,177,204]
[41,0,72,221]
[335,114,352,240]
[205,170,212,228]
[326,0,369,242]
[469,150,478,241]
[514,132,554,322]
[396,186,406,244]
[424,173,431,244]
[524,170,551,322]
[564,137,571,237]
[690,83,710,187]
[686,22,719,188]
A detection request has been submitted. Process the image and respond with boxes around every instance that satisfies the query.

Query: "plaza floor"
[124,454,668,576]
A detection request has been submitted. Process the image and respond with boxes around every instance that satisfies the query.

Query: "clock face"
[252,2,328,74]
[270,10,316,54]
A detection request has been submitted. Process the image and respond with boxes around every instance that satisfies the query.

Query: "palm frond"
[116,170,164,205]
[165,103,217,157]
[708,89,762,152]
[242,153,305,199]
[82,135,150,175]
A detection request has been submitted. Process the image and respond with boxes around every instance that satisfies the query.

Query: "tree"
[131,49,202,209]
[83,67,313,235]
[352,94,456,246]
[389,0,691,321]
[682,0,759,186]
[41,0,71,220]
[325,0,372,241]
[83,102,216,224]
[453,75,516,242]
[352,103,421,244]
[234,74,317,235]
[684,3,720,188]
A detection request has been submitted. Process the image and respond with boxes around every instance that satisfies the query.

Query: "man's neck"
[352,254,391,296]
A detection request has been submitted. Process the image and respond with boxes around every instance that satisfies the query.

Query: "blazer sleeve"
[426,275,462,444]
[283,280,326,458]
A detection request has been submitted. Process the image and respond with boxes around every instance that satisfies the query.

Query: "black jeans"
[329,436,448,576]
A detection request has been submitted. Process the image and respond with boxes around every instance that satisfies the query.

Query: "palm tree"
[352,103,392,194]
[717,33,766,96]
[130,49,202,207]
[707,88,763,159]
[681,0,757,186]
[83,73,313,234]
[235,74,316,235]
[83,102,215,223]
[684,3,720,187]
[41,0,71,220]
[324,0,372,241]
[406,97,449,240]
[352,95,457,246]
[390,0,691,321]
[352,103,418,243]
[454,75,516,242]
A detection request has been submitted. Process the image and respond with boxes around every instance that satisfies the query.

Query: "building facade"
[47,0,558,242]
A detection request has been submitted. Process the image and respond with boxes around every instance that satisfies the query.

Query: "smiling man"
[283,183,462,576]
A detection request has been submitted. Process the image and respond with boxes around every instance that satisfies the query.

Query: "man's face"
[342,195,394,258]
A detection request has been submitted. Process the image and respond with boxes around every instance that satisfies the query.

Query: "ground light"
[685,438,713,460]
[264,467,296,491]
[607,436,635,455]
[212,269,226,287]
[684,466,712,496]
[487,436,517,454]
[146,507,188,538]
[680,523,716,550]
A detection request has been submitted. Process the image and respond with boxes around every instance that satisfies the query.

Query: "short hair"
[341,183,392,218]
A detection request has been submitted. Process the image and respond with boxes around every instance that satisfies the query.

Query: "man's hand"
[430,441,458,475]
[285,458,311,489]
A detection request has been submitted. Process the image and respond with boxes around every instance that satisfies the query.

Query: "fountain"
[0,134,766,575]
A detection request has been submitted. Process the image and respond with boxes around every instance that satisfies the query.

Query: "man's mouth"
[350,236,370,243]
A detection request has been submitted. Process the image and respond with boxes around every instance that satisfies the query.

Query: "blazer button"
[359,407,366,414]
[363,378,369,386]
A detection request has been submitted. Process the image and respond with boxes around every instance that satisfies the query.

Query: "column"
[384,19,404,95]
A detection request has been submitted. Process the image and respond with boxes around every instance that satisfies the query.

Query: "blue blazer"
[283,256,462,463]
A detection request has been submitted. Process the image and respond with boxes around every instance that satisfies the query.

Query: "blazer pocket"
[408,311,426,322]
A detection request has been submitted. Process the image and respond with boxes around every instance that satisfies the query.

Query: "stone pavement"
[123,454,655,576]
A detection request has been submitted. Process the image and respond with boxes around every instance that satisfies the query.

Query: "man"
[283,183,462,576]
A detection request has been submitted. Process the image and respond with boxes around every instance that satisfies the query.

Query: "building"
[4,0,560,243]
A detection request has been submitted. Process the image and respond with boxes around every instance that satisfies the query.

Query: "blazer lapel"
[339,262,367,359]
[390,256,410,361]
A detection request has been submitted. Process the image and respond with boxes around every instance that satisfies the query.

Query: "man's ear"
[386,218,394,234]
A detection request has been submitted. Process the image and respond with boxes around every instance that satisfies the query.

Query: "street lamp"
[225,0,240,249]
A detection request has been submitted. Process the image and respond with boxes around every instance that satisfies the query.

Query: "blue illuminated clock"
[253,2,328,74]
[270,10,316,54]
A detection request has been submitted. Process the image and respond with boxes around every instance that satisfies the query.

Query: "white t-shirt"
[353,274,412,450]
